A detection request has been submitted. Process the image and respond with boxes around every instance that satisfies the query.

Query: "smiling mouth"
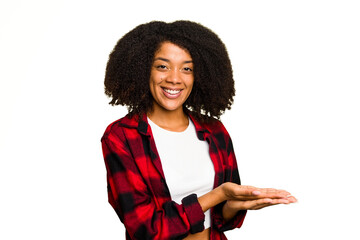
[162,87,182,95]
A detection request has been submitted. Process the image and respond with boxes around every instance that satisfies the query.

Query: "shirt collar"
[188,114,210,141]
[116,113,148,134]
[118,113,149,135]
[118,113,211,138]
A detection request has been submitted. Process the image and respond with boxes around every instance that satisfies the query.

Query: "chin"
[163,106,182,112]
[158,103,183,112]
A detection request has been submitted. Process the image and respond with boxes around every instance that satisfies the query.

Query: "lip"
[161,87,183,99]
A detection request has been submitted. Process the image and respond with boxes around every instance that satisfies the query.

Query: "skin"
[147,42,297,240]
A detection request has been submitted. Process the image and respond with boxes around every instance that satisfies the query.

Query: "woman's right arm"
[102,130,207,240]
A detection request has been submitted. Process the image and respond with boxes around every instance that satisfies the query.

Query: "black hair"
[104,20,235,122]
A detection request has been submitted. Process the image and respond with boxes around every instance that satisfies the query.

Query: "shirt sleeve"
[211,128,247,232]
[101,128,205,240]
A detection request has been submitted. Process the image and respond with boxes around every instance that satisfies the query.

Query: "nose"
[165,69,181,84]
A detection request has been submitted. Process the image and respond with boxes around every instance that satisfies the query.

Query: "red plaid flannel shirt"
[101,113,246,240]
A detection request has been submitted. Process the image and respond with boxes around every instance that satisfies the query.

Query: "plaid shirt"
[101,113,246,240]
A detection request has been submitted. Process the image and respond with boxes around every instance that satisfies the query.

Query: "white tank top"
[148,117,215,229]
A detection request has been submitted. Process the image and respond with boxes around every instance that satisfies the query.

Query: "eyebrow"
[153,57,193,64]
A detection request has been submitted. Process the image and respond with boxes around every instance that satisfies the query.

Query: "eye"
[154,64,169,71]
[182,67,193,73]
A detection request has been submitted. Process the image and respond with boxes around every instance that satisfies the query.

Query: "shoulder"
[189,113,231,145]
[102,114,140,141]
[200,118,230,137]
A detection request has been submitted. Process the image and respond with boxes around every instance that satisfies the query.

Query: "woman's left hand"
[224,193,297,211]
[222,188,297,221]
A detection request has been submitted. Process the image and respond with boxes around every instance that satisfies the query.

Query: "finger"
[256,188,291,199]
[266,188,289,195]
[249,197,294,209]
[228,184,296,201]
[253,198,298,209]
[286,195,298,203]
[242,198,273,210]
[252,202,282,210]
[231,187,281,201]
[261,188,289,196]
[252,203,276,210]
[232,185,260,197]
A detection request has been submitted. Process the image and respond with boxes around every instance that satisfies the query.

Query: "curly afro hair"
[104,20,235,123]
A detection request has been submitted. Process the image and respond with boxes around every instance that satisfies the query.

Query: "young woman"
[101,20,296,240]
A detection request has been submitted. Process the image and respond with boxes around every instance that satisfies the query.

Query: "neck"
[147,105,189,132]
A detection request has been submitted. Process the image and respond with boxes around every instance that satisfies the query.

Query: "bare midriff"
[183,228,210,240]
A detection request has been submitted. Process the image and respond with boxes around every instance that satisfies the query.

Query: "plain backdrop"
[1,0,359,239]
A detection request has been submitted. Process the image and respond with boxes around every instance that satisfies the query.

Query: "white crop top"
[147,117,215,229]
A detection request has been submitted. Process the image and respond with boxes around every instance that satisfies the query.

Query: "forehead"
[154,42,192,60]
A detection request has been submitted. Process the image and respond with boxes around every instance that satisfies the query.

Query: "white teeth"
[164,88,181,95]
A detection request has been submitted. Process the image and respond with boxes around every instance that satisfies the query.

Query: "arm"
[102,131,205,240]
[210,132,247,231]
[211,127,296,230]
[222,185,296,221]
[220,137,297,222]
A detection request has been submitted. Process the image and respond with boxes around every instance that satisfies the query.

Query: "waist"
[183,228,210,240]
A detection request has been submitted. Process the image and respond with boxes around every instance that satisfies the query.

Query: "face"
[149,42,194,114]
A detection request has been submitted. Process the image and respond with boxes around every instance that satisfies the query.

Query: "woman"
[101,20,296,240]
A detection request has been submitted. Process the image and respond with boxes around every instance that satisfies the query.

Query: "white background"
[1,0,359,239]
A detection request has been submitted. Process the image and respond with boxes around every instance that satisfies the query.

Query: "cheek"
[150,71,164,86]
[149,77,156,98]
[149,74,163,100]
[186,78,194,92]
